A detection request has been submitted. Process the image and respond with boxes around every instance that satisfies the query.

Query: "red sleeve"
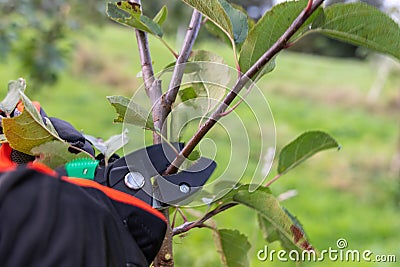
[0,143,16,171]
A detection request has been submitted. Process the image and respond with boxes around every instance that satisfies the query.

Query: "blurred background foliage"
[1,0,399,89]
[0,0,105,88]
[1,0,400,266]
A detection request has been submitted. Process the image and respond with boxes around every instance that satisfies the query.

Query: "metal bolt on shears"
[93,143,216,207]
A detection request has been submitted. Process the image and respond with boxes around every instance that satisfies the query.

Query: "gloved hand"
[0,102,167,267]
[0,102,95,164]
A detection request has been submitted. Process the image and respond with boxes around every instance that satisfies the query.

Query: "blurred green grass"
[1,25,400,266]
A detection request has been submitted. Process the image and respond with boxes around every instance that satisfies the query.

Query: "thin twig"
[177,208,188,222]
[171,208,179,229]
[218,80,257,117]
[164,0,325,175]
[163,10,203,118]
[173,203,238,236]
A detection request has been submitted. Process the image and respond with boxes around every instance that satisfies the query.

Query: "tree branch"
[131,2,172,266]
[164,0,324,174]
[153,9,202,267]
[132,0,163,142]
[166,10,202,106]
[135,29,163,143]
[159,10,203,134]
[173,203,238,236]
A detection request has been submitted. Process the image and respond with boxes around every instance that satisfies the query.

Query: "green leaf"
[187,149,200,161]
[179,86,198,103]
[106,1,137,21]
[239,0,315,74]
[191,49,226,63]
[233,188,313,251]
[161,61,202,75]
[0,78,26,115]
[2,91,62,155]
[180,0,230,40]
[213,229,251,267]
[278,130,340,175]
[140,16,163,37]
[84,135,107,154]
[85,129,129,161]
[210,184,268,208]
[258,208,310,252]
[153,5,168,26]
[205,3,253,48]
[190,50,228,109]
[311,3,400,60]
[106,1,163,37]
[31,141,88,169]
[107,95,154,130]
[180,0,247,46]
[205,20,231,45]
[102,130,128,160]
[218,0,248,44]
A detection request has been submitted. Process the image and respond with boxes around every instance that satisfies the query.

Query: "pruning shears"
[88,143,216,207]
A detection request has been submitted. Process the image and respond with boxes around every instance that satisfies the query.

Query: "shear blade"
[155,157,217,205]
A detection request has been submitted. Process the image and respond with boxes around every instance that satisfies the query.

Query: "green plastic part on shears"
[65,158,99,180]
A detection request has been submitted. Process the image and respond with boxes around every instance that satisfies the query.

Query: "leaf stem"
[164,0,325,175]
[264,173,282,187]
[158,37,179,59]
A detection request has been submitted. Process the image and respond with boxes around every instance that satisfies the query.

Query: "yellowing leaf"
[2,91,61,155]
